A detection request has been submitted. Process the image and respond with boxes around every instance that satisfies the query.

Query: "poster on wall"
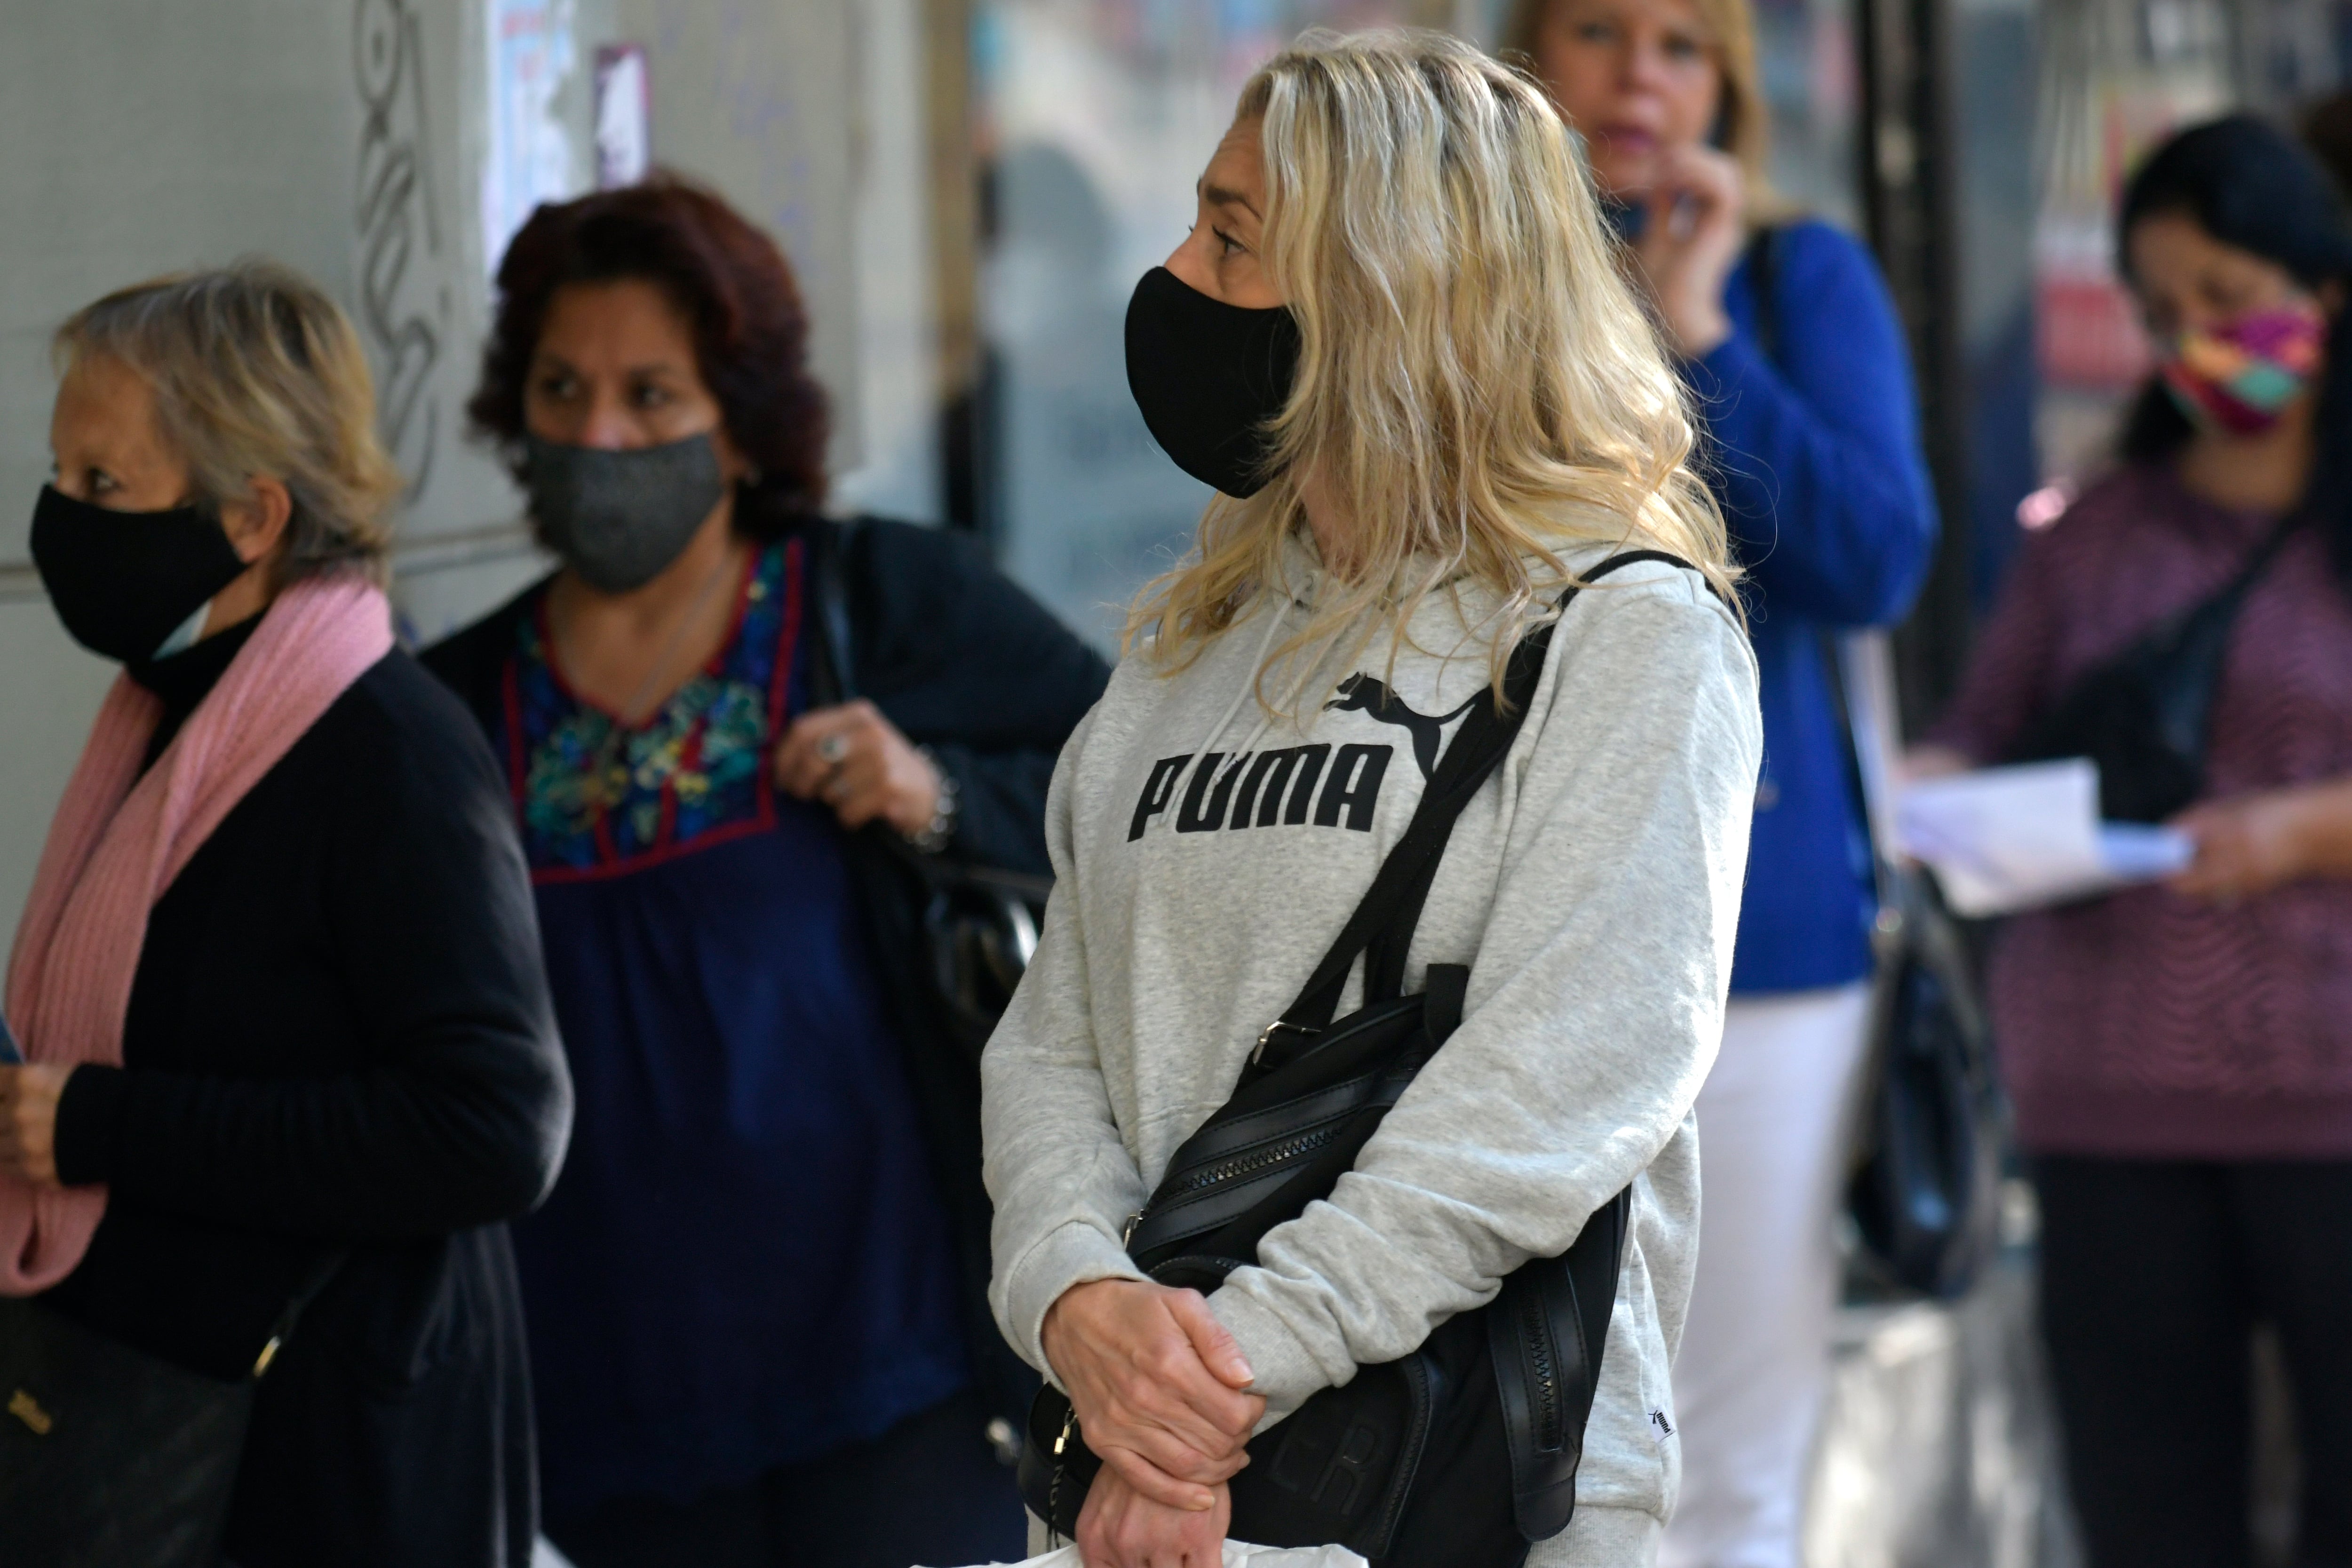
[483,0,582,280]
[595,45,651,190]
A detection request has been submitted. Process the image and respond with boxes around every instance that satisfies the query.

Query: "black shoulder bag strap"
[1744,221,1784,362]
[807,515,863,706]
[1258,549,1712,1058]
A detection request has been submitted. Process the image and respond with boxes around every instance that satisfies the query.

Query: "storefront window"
[971,0,1866,642]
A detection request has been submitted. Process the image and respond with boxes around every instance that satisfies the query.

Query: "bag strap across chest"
[1258,549,1704,1059]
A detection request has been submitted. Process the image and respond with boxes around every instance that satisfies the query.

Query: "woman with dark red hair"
[424,176,1108,1568]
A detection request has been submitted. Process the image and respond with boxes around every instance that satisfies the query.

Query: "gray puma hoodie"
[982,531,1761,1562]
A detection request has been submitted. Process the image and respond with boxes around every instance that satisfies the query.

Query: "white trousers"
[1659,983,1873,1568]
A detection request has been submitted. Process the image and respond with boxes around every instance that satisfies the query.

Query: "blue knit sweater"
[1682,219,1938,993]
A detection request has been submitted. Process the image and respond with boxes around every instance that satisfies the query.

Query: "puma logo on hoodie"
[1127,743,1392,840]
[1126,674,1479,842]
[1323,673,1480,781]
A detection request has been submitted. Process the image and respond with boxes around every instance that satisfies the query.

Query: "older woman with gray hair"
[0,263,571,1568]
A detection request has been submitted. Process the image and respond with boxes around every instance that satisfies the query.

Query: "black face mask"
[1124,266,1301,498]
[30,484,250,664]
[524,432,728,594]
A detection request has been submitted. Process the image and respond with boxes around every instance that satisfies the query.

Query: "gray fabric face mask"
[524,432,728,594]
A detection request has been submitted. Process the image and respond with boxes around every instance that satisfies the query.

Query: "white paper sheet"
[1893,759,2195,917]
[934,1543,1368,1568]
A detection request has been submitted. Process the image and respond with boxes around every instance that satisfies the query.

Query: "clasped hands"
[1041,1278,1267,1568]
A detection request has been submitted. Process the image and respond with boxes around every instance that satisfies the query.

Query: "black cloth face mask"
[1124,266,1301,498]
[30,484,250,664]
[524,432,728,594]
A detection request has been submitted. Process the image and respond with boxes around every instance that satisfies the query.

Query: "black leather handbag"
[807,517,1051,1056]
[2010,516,2299,822]
[1820,636,2005,1300]
[0,1253,341,1568]
[1017,554,1692,1565]
[0,1297,252,1568]
[1843,864,2003,1298]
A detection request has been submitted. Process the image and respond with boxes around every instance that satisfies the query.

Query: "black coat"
[41,638,573,1568]
[422,515,1112,1436]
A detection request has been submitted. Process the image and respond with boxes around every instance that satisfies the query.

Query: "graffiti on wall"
[354,0,448,496]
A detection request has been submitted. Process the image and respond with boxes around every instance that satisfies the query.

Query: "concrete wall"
[0,0,935,961]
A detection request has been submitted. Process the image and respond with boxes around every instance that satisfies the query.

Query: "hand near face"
[1077,1466,1232,1568]
[773,700,943,839]
[1629,143,1745,358]
[0,1063,72,1187]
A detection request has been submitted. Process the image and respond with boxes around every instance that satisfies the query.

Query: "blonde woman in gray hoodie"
[982,31,1761,1568]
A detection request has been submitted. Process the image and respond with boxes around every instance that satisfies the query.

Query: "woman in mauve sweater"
[1920,119,2352,1568]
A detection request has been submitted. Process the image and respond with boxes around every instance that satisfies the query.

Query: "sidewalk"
[1805,1253,2081,1568]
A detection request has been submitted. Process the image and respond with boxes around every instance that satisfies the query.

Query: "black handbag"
[807,517,1052,1055]
[1843,862,2003,1298]
[1017,554,1693,1565]
[2009,516,2299,822]
[0,1256,341,1568]
[0,1297,251,1568]
[1821,637,2005,1300]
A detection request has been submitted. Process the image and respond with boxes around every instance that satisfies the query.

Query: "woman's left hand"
[1629,144,1746,359]
[0,1063,72,1187]
[774,700,942,839]
[2167,783,2352,900]
[1077,1465,1230,1568]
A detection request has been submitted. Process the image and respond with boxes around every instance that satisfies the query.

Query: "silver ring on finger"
[816,733,850,766]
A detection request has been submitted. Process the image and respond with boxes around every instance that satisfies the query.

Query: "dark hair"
[2114,115,2352,579]
[468,173,829,539]
[2302,91,2352,202]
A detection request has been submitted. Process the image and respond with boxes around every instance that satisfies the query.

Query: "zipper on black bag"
[1163,1122,1344,1199]
[1518,1281,1565,1453]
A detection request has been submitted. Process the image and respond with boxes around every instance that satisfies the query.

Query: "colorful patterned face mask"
[2159,304,2328,434]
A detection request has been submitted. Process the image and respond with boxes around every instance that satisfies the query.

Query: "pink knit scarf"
[1,575,394,1293]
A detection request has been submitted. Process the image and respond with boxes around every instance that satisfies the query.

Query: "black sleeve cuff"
[52,1064,127,1188]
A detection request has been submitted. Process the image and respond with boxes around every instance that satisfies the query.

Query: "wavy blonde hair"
[54,261,403,586]
[1125,30,1735,701]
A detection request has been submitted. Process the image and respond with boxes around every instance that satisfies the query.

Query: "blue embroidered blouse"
[500,541,969,1519]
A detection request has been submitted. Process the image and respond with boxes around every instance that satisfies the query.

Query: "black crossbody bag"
[0,1252,342,1568]
[1017,552,1701,1565]
[2009,515,2300,822]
